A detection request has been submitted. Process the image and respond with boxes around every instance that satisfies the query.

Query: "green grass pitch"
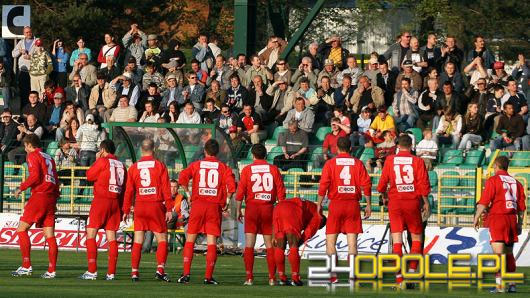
[0,249,528,297]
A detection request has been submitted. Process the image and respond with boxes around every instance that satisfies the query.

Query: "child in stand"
[416,129,438,171]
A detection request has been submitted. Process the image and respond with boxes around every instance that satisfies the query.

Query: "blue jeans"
[458,133,482,150]
[490,137,521,152]
[1,87,10,109]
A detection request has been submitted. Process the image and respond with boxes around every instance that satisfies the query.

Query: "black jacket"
[376,72,397,107]
[0,121,19,151]
[65,84,90,111]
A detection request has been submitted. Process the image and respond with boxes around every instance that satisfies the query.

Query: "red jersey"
[275,197,321,242]
[323,130,347,155]
[318,153,371,200]
[178,156,237,206]
[123,156,172,214]
[235,159,286,205]
[478,170,527,215]
[86,154,126,201]
[20,148,59,198]
[377,151,430,200]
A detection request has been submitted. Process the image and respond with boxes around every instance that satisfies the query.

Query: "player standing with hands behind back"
[474,156,526,293]
[377,134,430,288]
[177,139,236,285]
[12,134,60,279]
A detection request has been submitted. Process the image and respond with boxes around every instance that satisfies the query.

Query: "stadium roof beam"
[234,0,257,56]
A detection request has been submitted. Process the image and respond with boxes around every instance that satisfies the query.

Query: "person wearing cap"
[89,72,116,119]
[97,33,121,69]
[363,53,380,84]
[29,39,54,96]
[12,26,36,107]
[337,55,363,87]
[491,61,513,88]
[192,33,215,72]
[162,60,185,87]
[395,59,423,92]
[70,52,98,88]
[122,23,147,68]
[46,93,65,135]
[110,72,140,108]
[318,35,350,70]
[438,61,464,93]
[142,34,162,67]
[207,55,233,90]
[383,31,411,73]
[350,75,385,114]
[160,74,182,112]
[317,59,339,88]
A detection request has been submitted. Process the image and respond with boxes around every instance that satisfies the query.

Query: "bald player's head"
[141,139,155,155]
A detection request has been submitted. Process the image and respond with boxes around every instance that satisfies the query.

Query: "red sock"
[86,238,98,273]
[18,231,31,268]
[205,244,217,279]
[243,247,254,279]
[288,247,300,281]
[183,241,194,275]
[46,237,58,273]
[393,243,403,283]
[107,240,118,275]
[409,240,422,271]
[156,241,168,274]
[274,247,286,280]
[266,248,276,280]
[131,242,142,274]
[506,253,516,272]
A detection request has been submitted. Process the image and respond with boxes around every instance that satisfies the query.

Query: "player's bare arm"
[235,200,244,223]
[473,204,488,231]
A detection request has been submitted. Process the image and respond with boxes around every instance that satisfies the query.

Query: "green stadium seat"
[439,197,456,214]
[440,170,460,187]
[59,187,72,203]
[46,141,59,156]
[284,168,304,185]
[514,173,530,189]
[267,146,284,163]
[369,196,381,212]
[359,148,375,163]
[457,197,476,214]
[428,171,438,187]
[442,149,464,165]
[461,172,476,188]
[461,150,485,168]
[406,128,423,144]
[315,126,332,143]
[511,152,530,167]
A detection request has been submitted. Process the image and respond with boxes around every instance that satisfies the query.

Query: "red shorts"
[187,200,222,236]
[133,201,167,233]
[87,199,121,231]
[388,199,423,234]
[273,201,302,240]
[326,200,362,234]
[244,204,274,235]
[486,214,519,244]
[20,194,57,228]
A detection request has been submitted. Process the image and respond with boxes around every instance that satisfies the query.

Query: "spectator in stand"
[22,91,47,126]
[218,104,238,139]
[109,95,137,122]
[70,37,92,67]
[295,78,316,109]
[123,57,143,86]
[12,26,36,106]
[458,103,483,151]
[465,35,496,70]
[484,84,504,133]
[435,107,462,149]
[110,73,140,109]
[57,101,85,141]
[377,60,397,108]
[100,56,121,82]
[122,23,147,68]
[69,53,97,87]
[273,58,291,86]
[63,118,80,146]
[208,35,222,59]
[236,104,267,144]
[392,77,419,131]
[46,93,65,136]
[0,60,14,109]
[350,75,385,114]
[89,73,116,120]
[421,33,441,73]
[159,74,181,112]
[310,76,335,121]
[367,130,396,173]
[225,74,250,113]
[440,35,464,71]
[467,77,490,118]
[403,37,427,74]
[97,33,120,69]
[501,79,528,117]
[363,55,380,84]
[190,59,208,86]
[191,33,215,72]
[383,31,411,73]
[331,74,354,111]
[137,83,162,112]
[274,120,309,171]
[245,55,273,87]
[314,117,350,168]
[179,71,205,111]
[54,139,79,185]
[139,101,160,123]
[301,42,322,71]
[43,80,65,105]
[512,54,529,96]
[317,59,339,88]
[333,107,350,127]
[65,74,90,111]
[230,53,250,87]
[318,35,350,70]
[423,67,438,90]
[491,61,512,88]
[283,97,315,133]
[491,102,525,151]
[438,61,465,93]
[416,129,438,171]
[207,55,233,90]
[205,80,226,108]
[160,39,186,75]
[351,106,372,147]
[202,98,220,123]
[141,62,164,91]
[29,39,53,96]
[395,59,422,92]
[51,39,69,88]
[8,114,43,164]
[161,101,179,123]
[249,75,273,123]
[441,81,463,115]
[177,102,201,124]
[463,56,489,89]
[77,113,105,194]
[291,56,318,91]
[142,34,162,68]
[368,107,396,144]
[258,36,287,69]
[266,79,295,124]
[0,109,19,153]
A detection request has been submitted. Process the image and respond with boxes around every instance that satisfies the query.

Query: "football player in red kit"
[317,137,371,283]
[272,197,325,286]
[377,134,430,287]
[80,140,126,280]
[235,144,286,286]
[122,139,173,282]
[177,139,237,285]
[12,135,60,278]
[474,156,526,293]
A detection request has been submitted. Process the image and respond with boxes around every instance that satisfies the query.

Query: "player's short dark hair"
[141,139,155,152]
[204,139,220,156]
[337,137,351,153]
[401,77,411,84]
[398,134,412,148]
[495,156,510,171]
[251,144,267,160]
[170,179,178,184]
[99,139,116,154]
[229,73,240,82]
[148,82,158,89]
[23,134,40,148]
[29,91,39,97]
